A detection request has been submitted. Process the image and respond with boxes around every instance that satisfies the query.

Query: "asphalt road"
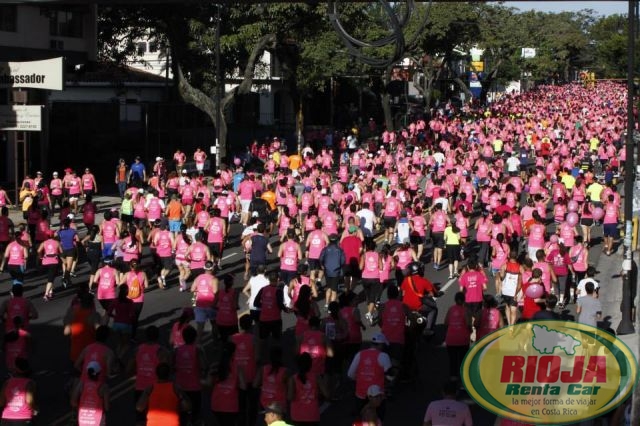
[0,195,608,426]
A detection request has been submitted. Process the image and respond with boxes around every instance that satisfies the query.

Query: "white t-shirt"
[423,399,473,426]
[576,277,599,297]
[347,350,391,379]
[356,208,376,234]
[247,274,269,309]
[506,156,521,172]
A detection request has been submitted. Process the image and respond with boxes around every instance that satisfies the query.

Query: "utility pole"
[619,0,636,336]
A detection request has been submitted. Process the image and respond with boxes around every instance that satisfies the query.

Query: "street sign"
[0,105,42,131]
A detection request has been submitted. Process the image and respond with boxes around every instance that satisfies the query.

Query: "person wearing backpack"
[319,234,346,307]
[122,259,148,339]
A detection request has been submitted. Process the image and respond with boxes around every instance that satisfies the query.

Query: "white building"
[126,35,295,128]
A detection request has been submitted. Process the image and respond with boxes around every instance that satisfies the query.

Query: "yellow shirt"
[444,226,461,245]
[589,137,600,152]
[561,174,576,190]
[586,182,604,202]
[272,151,281,165]
[492,139,504,152]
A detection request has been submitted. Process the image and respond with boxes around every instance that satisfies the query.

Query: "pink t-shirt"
[423,399,472,426]
[459,270,487,303]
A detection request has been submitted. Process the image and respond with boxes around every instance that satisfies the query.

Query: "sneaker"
[448,274,454,280]
[62,279,68,289]
[365,312,373,325]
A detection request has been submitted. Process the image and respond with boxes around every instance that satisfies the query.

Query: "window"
[136,42,147,56]
[0,6,17,32]
[148,41,158,53]
[49,10,83,38]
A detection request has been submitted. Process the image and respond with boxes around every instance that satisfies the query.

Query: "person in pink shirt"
[458,259,488,327]
[423,381,472,426]
[193,148,207,174]
[444,292,472,379]
[237,176,255,226]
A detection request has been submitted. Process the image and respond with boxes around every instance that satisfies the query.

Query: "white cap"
[137,188,144,194]
[251,211,259,218]
[182,169,188,174]
[52,171,58,176]
[371,332,388,345]
[66,213,74,220]
[156,156,162,161]
[87,361,101,374]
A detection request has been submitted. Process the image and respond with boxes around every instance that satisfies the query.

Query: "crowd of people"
[0,80,634,426]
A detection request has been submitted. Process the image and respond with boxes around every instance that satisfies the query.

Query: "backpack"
[128,275,142,299]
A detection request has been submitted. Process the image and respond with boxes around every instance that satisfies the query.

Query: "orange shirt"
[288,154,302,170]
[261,191,276,211]
[167,200,182,220]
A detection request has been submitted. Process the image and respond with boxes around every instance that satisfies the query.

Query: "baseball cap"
[36,171,42,175]
[371,332,388,345]
[87,361,101,375]
[66,214,74,220]
[137,188,144,194]
[64,168,73,173]
[367,384,384,398]
[182,169,188,174]
[261,402,286,416]
[156,156,163,161]
[52,171,58,176]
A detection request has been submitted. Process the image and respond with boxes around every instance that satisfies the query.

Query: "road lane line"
[439,276,457,293]
[221,252,237,260]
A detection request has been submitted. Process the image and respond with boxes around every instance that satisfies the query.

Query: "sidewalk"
[596,246,639,360]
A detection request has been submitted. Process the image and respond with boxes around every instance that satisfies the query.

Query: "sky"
[506,1,628,16]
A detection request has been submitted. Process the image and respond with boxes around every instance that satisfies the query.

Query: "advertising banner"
[461,321,638,425]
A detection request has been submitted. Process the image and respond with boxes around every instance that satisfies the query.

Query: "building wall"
[0,5,97,61]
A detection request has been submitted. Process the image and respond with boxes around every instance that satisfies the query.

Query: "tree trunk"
[453,77,473,100]
[170,33,277,164]
[381,65,394,131]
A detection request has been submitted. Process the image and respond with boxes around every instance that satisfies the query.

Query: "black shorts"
[62,248,77,259]
[410,233,423,245]
[308,258,321,271]
[325,276,342,292]
[502,295,517,307]
[217,324,239,341]
[208,242,223,258]
[465,302,482,317]
[343,261,361,278]
[362,279,382,304]
[259,319,283,340]
[121,214,133,225]
[159,256,173,270]
[446,245,461,262]
[580,218,594,227]
[43,263,59,283]
[383,217,397,229]
[432,232,445,249]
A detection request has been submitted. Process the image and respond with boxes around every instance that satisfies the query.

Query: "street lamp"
[214,3,222,171]
[618,0,636,336]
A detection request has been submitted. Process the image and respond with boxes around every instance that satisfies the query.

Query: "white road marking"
[439,276,458,293]
[221,252,237,260]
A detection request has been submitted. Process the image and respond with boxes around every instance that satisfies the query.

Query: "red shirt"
[340,235,362,264]
[400,275,435,311]
[522,280,544,319]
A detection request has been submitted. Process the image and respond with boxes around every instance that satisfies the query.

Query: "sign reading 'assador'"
[0,57,64,91]
[461,321,638,425]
